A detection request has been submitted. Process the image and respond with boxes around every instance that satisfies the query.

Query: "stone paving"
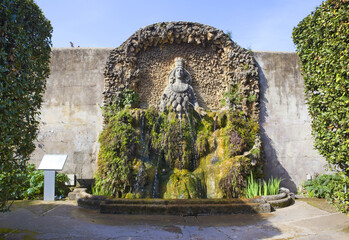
[0,199,348,239]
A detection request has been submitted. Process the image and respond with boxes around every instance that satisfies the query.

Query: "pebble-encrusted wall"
[104,22,259,118]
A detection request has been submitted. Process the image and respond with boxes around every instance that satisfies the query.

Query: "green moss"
[0,228,18,234]
[94,96,261,199]
[132,161,157,198]
[218,156,250,198]
[195,114,215,158]
[164,169,202,199]
[221,112,259,158]
[0,228,38,240]
[217,111,227,128]
[93,109,139,197]
[123,192,141,199]
[247,94,257,103]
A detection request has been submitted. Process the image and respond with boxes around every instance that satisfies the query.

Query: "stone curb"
[77,196,272,215]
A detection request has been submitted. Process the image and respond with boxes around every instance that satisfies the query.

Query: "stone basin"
[78,196,274,215]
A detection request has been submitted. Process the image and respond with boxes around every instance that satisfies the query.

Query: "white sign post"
[38,154,67,201]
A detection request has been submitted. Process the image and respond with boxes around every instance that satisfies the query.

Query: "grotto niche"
[159,57,205,115]
[94,22,261,199]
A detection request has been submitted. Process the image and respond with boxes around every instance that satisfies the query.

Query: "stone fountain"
[77,22,293,214]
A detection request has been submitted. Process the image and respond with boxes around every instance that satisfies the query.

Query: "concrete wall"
[31,48,112,184]
[30,48,327,190]
[254,51,327,192]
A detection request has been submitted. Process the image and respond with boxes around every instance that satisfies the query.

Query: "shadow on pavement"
[0,200,284,239]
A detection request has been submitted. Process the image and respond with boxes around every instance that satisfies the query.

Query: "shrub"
[303,173,349,213]
[292,0,349,175]
[303,174,341,198]
[9,164,69,200]
[0,0,52,211]
[23,164,69,200]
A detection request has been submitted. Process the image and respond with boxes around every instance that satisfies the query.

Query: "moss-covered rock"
[164,169,202,199]
[94,96,261,199]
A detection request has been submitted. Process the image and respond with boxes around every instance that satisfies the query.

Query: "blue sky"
[35,0,324,52]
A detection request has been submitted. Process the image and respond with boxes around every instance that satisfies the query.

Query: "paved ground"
[0,198,348,239]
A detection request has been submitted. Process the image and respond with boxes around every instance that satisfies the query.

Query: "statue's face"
[175,67,184,81]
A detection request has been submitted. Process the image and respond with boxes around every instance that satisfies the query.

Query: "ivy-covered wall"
[292,0,349,177]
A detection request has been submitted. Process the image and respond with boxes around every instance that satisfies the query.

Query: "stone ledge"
[267,195,294,209]
[261,191,294,210]
[261,192,287,202]
[100,202,271,215]
[78,196,272,215]
[104,198,266,205]
[77,195,107,210]
[100,203,271,216]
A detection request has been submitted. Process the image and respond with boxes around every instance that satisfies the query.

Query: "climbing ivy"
[292,0,349,175]
[0,0,52,211]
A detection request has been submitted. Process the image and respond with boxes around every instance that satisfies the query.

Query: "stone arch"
[104,22,259,118]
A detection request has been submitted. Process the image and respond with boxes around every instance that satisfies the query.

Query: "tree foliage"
[292,0,349,175]
[0,0,52,211]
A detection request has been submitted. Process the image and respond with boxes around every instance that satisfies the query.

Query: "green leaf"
[0,0,52,211]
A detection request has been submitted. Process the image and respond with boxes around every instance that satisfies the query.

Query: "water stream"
[134,164,144,193]
[188,102,202,120]
[151,157,160,198]
[178,112,184,169]
[151,115,164,198]
[211,115,219,164]
[134,115,146,193]
[184,109,197,169]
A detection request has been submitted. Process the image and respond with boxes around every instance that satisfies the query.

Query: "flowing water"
[211,116,219,164]
[134,164,144,193]
[151,149,161,198]
[140,114,148,162]
[185,109,197,169]
[151,115,164,198]
[188,102,202,120]
[178,113,184,169]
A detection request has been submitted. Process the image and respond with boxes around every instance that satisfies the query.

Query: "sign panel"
[38,154,67,171]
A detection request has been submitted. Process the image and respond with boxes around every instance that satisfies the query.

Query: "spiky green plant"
[246,172,283,198]
[246,171,261,198]
[267,176,282,195]
[263,180,268,196]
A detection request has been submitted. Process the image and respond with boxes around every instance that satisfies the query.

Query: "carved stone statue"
[159,58,204,114]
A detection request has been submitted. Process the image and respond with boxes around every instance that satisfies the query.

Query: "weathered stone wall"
[30,48,112,183]
[30,48,326,190]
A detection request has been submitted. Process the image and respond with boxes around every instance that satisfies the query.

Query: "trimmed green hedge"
[292,0,349,174]
[0,0,52,211]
